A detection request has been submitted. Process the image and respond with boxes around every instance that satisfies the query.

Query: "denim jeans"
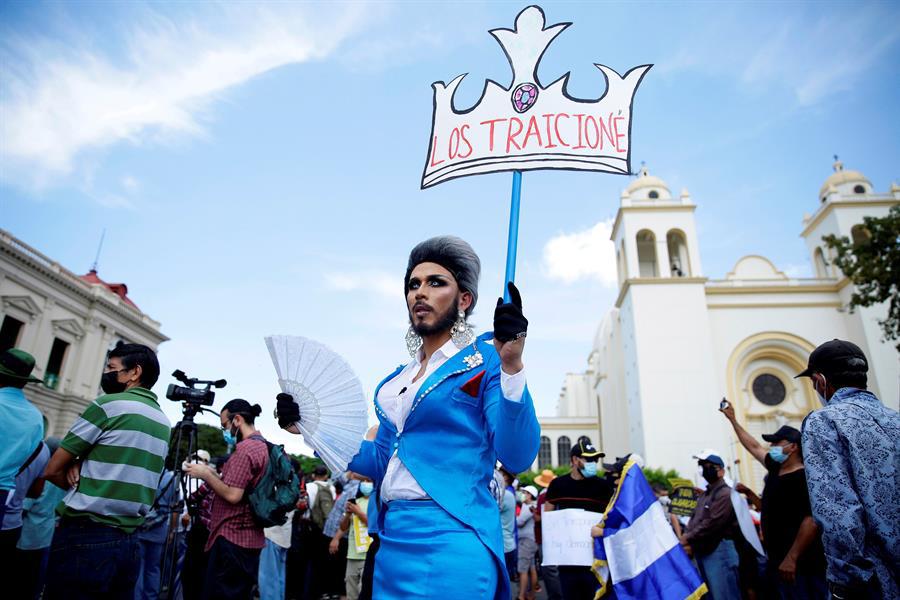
[696,539,741,600]
[135,537,165,600]
[45,518,141,600]
[257,539,287,600]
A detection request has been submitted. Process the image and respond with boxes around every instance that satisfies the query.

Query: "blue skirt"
[374,500,502,599]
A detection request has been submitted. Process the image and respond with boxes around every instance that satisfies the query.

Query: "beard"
[410,297,459,337]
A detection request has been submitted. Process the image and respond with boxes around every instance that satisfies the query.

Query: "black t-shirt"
[545,473,614,513]
[760,455,826,573]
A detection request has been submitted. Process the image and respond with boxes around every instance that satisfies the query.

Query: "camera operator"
[183,399,268,600]
[43,342,171,599]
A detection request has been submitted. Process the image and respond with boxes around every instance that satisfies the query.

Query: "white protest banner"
[540,508,599,567]
[421,5,650,188]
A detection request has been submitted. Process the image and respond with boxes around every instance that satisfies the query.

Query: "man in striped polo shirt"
[43,342,171,599]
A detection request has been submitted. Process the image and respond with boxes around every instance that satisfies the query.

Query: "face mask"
[100,370,127,394]
[658,496,671,506]
[581,461,598,478]
[768,446,791,464]
[516,491,525,503]
[701,464,719,483]
[359,482,374,496]
[222,425,237,447]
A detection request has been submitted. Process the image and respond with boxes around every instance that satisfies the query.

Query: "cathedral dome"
[819,158,872,200]
[625,166,672,201]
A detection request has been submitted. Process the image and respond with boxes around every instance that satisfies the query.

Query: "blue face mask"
[581,461,598,478]
[768,446,790,464]
[359,482,374,496]
[222,428,236,447]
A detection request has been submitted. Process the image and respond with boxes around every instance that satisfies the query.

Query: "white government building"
[0,229,167,436]
[536,161,899,488]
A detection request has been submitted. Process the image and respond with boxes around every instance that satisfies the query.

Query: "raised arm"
[720,400,767,465]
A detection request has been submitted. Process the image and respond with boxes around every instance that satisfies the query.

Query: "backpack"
[309,480,335,530]
[247,440,301,528]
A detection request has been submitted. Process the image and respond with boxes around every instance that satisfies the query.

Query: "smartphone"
[719,398,730,410]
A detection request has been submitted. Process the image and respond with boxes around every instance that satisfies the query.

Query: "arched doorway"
[726,332,817,487]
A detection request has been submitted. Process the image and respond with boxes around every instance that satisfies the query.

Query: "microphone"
[399,386,407,395]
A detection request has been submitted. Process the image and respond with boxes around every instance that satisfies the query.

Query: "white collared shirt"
[378,337,526,501]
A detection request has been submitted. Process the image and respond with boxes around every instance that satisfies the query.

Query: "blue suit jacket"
[348,332,540,561]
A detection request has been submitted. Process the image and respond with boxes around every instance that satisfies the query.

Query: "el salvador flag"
[592,459,708,600]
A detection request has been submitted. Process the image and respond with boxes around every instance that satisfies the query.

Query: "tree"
[823,205,900,351]
[166,423,228,468]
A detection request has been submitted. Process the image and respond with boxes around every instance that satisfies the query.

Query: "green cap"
[0,348,43,384]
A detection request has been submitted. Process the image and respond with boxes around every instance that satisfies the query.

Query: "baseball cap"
[571,440,604,460]
[795,339,868,379]
[693,453,725,467]
[761,425,801,445]
[194,449,211,463]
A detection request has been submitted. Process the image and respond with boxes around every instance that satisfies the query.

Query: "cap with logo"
[570,440,604,460]
[761,425,801,445]
[795,339,868,379]
[0,348,43,384]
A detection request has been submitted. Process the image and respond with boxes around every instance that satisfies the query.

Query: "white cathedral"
[536,161,899,488]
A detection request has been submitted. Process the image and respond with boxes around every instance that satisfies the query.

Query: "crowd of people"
[0,233,897,600]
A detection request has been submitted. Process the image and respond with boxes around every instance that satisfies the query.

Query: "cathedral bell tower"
[608,167,723,469]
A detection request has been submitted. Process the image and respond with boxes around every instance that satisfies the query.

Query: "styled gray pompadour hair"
[405,236,481,316]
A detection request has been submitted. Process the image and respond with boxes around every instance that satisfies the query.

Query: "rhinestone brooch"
[463,352,483,369]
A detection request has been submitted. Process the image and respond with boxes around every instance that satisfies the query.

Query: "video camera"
[165,369,226,406]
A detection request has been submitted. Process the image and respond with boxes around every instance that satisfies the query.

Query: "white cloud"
[542,219,617,286]
[0,3,371,188]
[121,175,140,193]
[324,270,399,299]
[656,6,900,107]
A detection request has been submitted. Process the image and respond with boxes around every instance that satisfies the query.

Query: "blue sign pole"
[503,170,523,303]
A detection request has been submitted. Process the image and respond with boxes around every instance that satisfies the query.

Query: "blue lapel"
[405,340,486,419]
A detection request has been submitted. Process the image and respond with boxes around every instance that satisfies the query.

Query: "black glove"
[276,392,301,428]
[493,281,528,343]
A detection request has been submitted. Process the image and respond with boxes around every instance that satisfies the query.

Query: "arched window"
[556,436,571,467]
[666,229,691,277]
[814,247,829,278]
[648,190,659,199]
[538,436,552,469]
[636,230,658,277]
[853,184,865,194]
[851,224,871,246]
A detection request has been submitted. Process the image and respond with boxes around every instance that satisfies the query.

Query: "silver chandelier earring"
[451,310,475,348]
[405,326,423,357]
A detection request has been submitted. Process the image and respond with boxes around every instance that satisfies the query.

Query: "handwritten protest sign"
[422,6,650,188]
[668,478,699,518]
[541,508,599,566]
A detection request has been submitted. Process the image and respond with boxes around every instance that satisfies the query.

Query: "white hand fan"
[265,335,369,474]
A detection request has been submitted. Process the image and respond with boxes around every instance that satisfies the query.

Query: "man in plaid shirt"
[185,399,269,600]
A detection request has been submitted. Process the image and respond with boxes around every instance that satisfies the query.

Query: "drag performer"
[276,236,539,599]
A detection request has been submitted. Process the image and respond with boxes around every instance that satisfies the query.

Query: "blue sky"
[2,1,899,455]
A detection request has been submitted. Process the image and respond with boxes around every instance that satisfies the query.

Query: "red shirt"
[205,435,269,551]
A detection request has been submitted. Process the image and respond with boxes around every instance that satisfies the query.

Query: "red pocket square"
[461,370,486,397]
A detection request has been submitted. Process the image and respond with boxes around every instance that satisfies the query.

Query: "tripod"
[158,400,218,600]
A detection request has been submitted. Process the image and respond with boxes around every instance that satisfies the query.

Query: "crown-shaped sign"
[422,5,651,189]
